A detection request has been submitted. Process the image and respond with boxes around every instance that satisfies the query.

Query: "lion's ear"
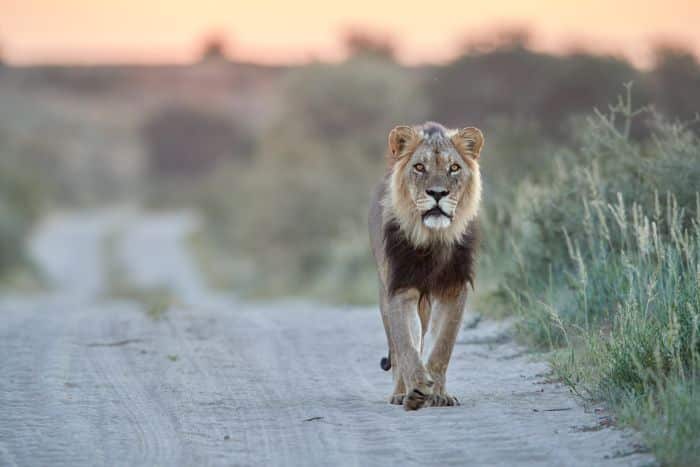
[388,125,418,159]
[452,127,484,159]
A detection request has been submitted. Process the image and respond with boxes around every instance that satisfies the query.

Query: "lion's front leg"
[389,384,406,405]
[425,288,467,407]
[388,353,407,404]
[387,289,433,410]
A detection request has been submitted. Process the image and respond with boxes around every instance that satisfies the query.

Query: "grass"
[0,150,46,288]
[503,90,700,466]
[102,230,175,320]
[187,229,238,291]
[617,381,700,466]
[0,262,46,294]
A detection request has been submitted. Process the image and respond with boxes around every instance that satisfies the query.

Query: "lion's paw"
[427,393,460,407]
[403,388,431,411]
[389,394,405,405]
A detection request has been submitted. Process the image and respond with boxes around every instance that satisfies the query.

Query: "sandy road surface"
[0,212,654,466]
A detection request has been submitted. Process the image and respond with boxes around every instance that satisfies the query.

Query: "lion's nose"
[426,188,449,201]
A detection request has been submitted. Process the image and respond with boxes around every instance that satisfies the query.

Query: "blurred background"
[1,0,699,304]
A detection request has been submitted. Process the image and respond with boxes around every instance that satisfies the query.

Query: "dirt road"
[0,212,654,466]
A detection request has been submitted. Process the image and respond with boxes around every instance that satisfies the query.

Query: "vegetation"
[0,145,46,287]
[425,38,644,139]
[194,56,427,302]
[142,105,254,178]
[501,90,700,466]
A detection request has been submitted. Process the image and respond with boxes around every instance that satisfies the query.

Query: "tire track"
[83,305,183,466]
[0,302,103,466]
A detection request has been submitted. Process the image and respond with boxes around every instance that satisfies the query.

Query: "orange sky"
[2,0,700,66]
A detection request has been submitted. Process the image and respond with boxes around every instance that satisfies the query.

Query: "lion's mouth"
[422,206,452,220]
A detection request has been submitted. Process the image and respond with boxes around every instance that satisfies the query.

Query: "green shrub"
[0,153,44,280]
[503,91,700,465]
[621,380,700,467]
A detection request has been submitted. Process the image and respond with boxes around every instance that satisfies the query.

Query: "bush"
[502,92,700,465]
[508,88,698,300]
[425,41,644,139]
[651,44,700,122]
[0,152,44,280]
[143,105,253,178]
[195,57,429,301]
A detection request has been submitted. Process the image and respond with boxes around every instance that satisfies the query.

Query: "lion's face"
[403,137,471,230]
[384,122,484,246]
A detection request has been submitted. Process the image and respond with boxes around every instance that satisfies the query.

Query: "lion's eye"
[449,163,461,173]
[413,163,425,173]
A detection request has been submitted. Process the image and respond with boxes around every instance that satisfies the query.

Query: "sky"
[2,0,700,66]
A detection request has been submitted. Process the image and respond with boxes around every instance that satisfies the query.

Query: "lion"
[369,121,483,411]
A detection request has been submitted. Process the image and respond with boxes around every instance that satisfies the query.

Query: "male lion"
[369,122,483,411]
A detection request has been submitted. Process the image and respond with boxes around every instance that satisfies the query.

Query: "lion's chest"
[383,221,478,296]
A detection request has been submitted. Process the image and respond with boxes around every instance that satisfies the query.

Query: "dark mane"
[383,220,479,297]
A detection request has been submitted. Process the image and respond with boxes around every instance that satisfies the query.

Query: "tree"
[651,44,700,121]
[200,35,230,62]
[343,28,396,61]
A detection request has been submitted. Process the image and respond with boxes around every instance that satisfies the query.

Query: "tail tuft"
[380,356,391,371]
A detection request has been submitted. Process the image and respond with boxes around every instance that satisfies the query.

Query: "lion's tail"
[380,350,391,371]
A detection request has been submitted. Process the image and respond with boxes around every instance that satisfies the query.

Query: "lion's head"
[383,122,484,247]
